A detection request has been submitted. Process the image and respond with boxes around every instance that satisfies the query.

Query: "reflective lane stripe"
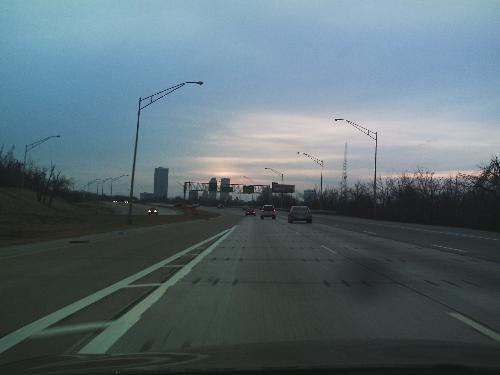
[448,312,500,344]
[0,227,232,354]
[321,245,337,255]
[79,225,237,354]
[432,244,467,253]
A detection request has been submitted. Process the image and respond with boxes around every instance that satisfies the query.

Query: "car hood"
[2,339,500,374]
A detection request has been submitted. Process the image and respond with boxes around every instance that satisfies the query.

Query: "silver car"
[288,206,312,223]
[260,205,276,219]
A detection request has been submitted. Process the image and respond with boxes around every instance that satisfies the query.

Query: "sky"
[1,0,499,197]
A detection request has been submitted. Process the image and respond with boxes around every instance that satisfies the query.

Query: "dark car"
[147,207,158,215]
[288,206,312,223]
[245,207,256,216]
[261,205,276,219]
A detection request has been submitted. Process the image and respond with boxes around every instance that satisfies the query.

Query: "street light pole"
[127,81,203,224]
[21,135,61,189]
[334,118,378,219]
[297,152,324,209]
[110,174,128,197]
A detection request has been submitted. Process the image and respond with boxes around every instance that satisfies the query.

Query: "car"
[147,207,159,215]
[244,207,256,216]
[288,205,312,223]
[217,203,224,208]
[260,205,276,219]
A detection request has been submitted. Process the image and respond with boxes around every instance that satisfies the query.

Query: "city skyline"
[1,1,499,197]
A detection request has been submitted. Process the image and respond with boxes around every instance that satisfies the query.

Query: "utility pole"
[341,142,348,201]
[127,81,203,224]
[334,118,378,219]
[297,152,324,209]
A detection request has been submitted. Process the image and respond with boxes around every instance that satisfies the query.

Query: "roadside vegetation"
[304,156,500,232]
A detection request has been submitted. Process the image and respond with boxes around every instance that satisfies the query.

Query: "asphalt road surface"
[1,207,500,371]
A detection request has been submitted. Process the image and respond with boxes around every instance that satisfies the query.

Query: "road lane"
[0,211,239,341]
[106,212,499,354]
[1,207,499,368]
[311,214,500,261]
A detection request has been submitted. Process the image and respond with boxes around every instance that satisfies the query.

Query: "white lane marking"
[448,312,500,343]
[79,225,237,354]
[432,244,467,253]
[32,322,112,338]
[123,283,163,288]
[0,228,232,354]
[320,245,337,255]
[362,230,377,235]
[161,264,184,268]
[370,222,499,241]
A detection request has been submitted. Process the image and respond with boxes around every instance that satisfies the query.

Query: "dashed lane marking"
[432,244,467,253]
[320,245,337,255]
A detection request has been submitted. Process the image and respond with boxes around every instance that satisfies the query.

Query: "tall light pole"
[264,167,284,208]
[128,81,203,224]
[334,118,378,219]
[100,177,113,198]
[297,151,324,208]
[110,174,128,197]
[86,179,100,194]
[21,135,61,189]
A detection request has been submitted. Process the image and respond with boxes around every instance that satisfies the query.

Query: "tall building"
[154,167,169,199]
[209,177,217,201]
[220,177,230,202]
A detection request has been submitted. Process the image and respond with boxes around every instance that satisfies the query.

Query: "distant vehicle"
[245,207,256,216]
[288,206,312,223]
[261,205,276,219]
[217,203,224,208]
[147,207,158,215]
[191,203,200,207]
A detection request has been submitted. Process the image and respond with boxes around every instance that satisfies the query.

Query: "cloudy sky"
[1,0,499,197]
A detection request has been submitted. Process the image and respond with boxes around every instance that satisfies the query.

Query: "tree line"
[307,156,500,231]
[0,145,73,206]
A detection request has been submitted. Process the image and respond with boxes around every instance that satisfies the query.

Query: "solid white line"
[432,244,467,253]
[161,264,184,268]
[123,283,163,288]
[448,312,500,343]
[362,230,377,235]
[321,245,337,255]
[79,225,237,354]
[0,228,232,354]
[32,322,112,338]
[371,222,499,241]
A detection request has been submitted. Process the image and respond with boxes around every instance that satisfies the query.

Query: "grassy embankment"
[0,188,217,246]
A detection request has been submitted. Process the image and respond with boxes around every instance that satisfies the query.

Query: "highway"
[1,207,500,371]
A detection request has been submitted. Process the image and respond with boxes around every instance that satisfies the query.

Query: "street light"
[21,135,61,189]
[128,81,203,224]
[100,177,113,198]
[297,151,324,208]
[86,178,100,194]
[110,174,128,197]
[264,167,284,208]
[334,118,378,219]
